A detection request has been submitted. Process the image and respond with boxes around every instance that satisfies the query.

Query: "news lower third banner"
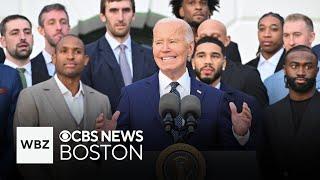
[16,127,143,164]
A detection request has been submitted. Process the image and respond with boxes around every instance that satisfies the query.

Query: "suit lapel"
[82,85,96,130]
[43,78,77,127]
[99,37,125,89]
[31,53,50,85]
[190,77,205,102]
[275,50,286,73]
[131,42,144,82]
[277,96,295,139]
[145,73,161,122]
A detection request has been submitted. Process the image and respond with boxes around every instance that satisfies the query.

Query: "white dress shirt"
[159,69,191,98]
[159,69,249,145]
[257,48,284,81]
[105,32,133,77]
[42,50,55,76]
[54,75,84,125]
[4,59,32,87]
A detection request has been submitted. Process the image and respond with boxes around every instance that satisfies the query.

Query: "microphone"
[181,95,201,137]
[159,93,180,133]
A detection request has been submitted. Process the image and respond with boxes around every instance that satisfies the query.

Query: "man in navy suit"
[81,0,158,113]
[31,3,71,85]
[97,18,252,151]
[0,65,22,179]
[192,36,263,149]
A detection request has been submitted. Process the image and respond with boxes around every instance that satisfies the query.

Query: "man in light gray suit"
[14,34,118,179]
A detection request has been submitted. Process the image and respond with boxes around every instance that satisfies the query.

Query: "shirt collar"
[54,74,84,97]
[105,32,131,52]
[159,68,190,92]
[258,48,284,66]
[42,50,53,64]
[215,82,221,89]
[4,59,32,74]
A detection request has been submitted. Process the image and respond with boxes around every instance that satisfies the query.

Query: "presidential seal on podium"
[156,143,206,180]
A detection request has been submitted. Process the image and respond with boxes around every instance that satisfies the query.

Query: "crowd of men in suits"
[1,0,320,179]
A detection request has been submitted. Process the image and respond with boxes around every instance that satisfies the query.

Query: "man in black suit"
[81,0,157,112]
[197,19,269,106]
[192,36,263,149]
[246,12,285,82]
[169,0,242,63]
[31,3,71,85]
[258,45,320,179]
[0,47,5,63]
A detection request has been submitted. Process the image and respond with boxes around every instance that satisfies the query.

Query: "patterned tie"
[119,44,132,86]
[16,68,27,88]
[170,82,183,141]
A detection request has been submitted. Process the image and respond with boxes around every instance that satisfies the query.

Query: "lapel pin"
[197,90,202,94]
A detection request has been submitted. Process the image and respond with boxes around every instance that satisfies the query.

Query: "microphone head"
[181,95,201,119]
[159,93,180,118]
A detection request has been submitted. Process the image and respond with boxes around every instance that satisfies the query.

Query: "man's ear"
[179,7,185,18]
[0,36,6,48]
[99,14,106,23]
[38,26,45,36]
[225,35,231,47]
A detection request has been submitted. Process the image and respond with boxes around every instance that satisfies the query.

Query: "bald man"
[197,19,269,106]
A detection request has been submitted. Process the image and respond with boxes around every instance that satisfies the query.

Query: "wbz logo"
[16,127,53,164]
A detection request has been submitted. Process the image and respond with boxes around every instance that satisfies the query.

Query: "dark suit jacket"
[258,92,320,179]
[312,44,320,58]
[221,60,269,106]
[0,47,5,64]
[221,83,262,150]
[81,37,158,113]
[246,50,286,73]
[30,52,51,85]
[0,65,22,179]
[116,73,240,151]
[226,41,242,64]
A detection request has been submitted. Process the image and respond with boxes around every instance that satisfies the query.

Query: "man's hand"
[229,102,252,136]
[95,111,120,132]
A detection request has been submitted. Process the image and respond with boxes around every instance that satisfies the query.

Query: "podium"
[102,150,260,180]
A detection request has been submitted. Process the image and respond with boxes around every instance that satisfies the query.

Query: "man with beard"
[258,45,320,179]
[264,13,320,104]
[31,3,71,85]
[0,15,34,88]
[197,19,269,106]
[192,36,262,149]
[81,0,158,113]
[169,0,242,63]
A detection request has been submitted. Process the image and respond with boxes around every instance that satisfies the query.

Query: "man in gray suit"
[14,35,118,179]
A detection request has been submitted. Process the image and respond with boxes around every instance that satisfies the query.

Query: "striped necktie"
[119,44,132,86]
[169,82,183,137]
[16,68,27,88]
